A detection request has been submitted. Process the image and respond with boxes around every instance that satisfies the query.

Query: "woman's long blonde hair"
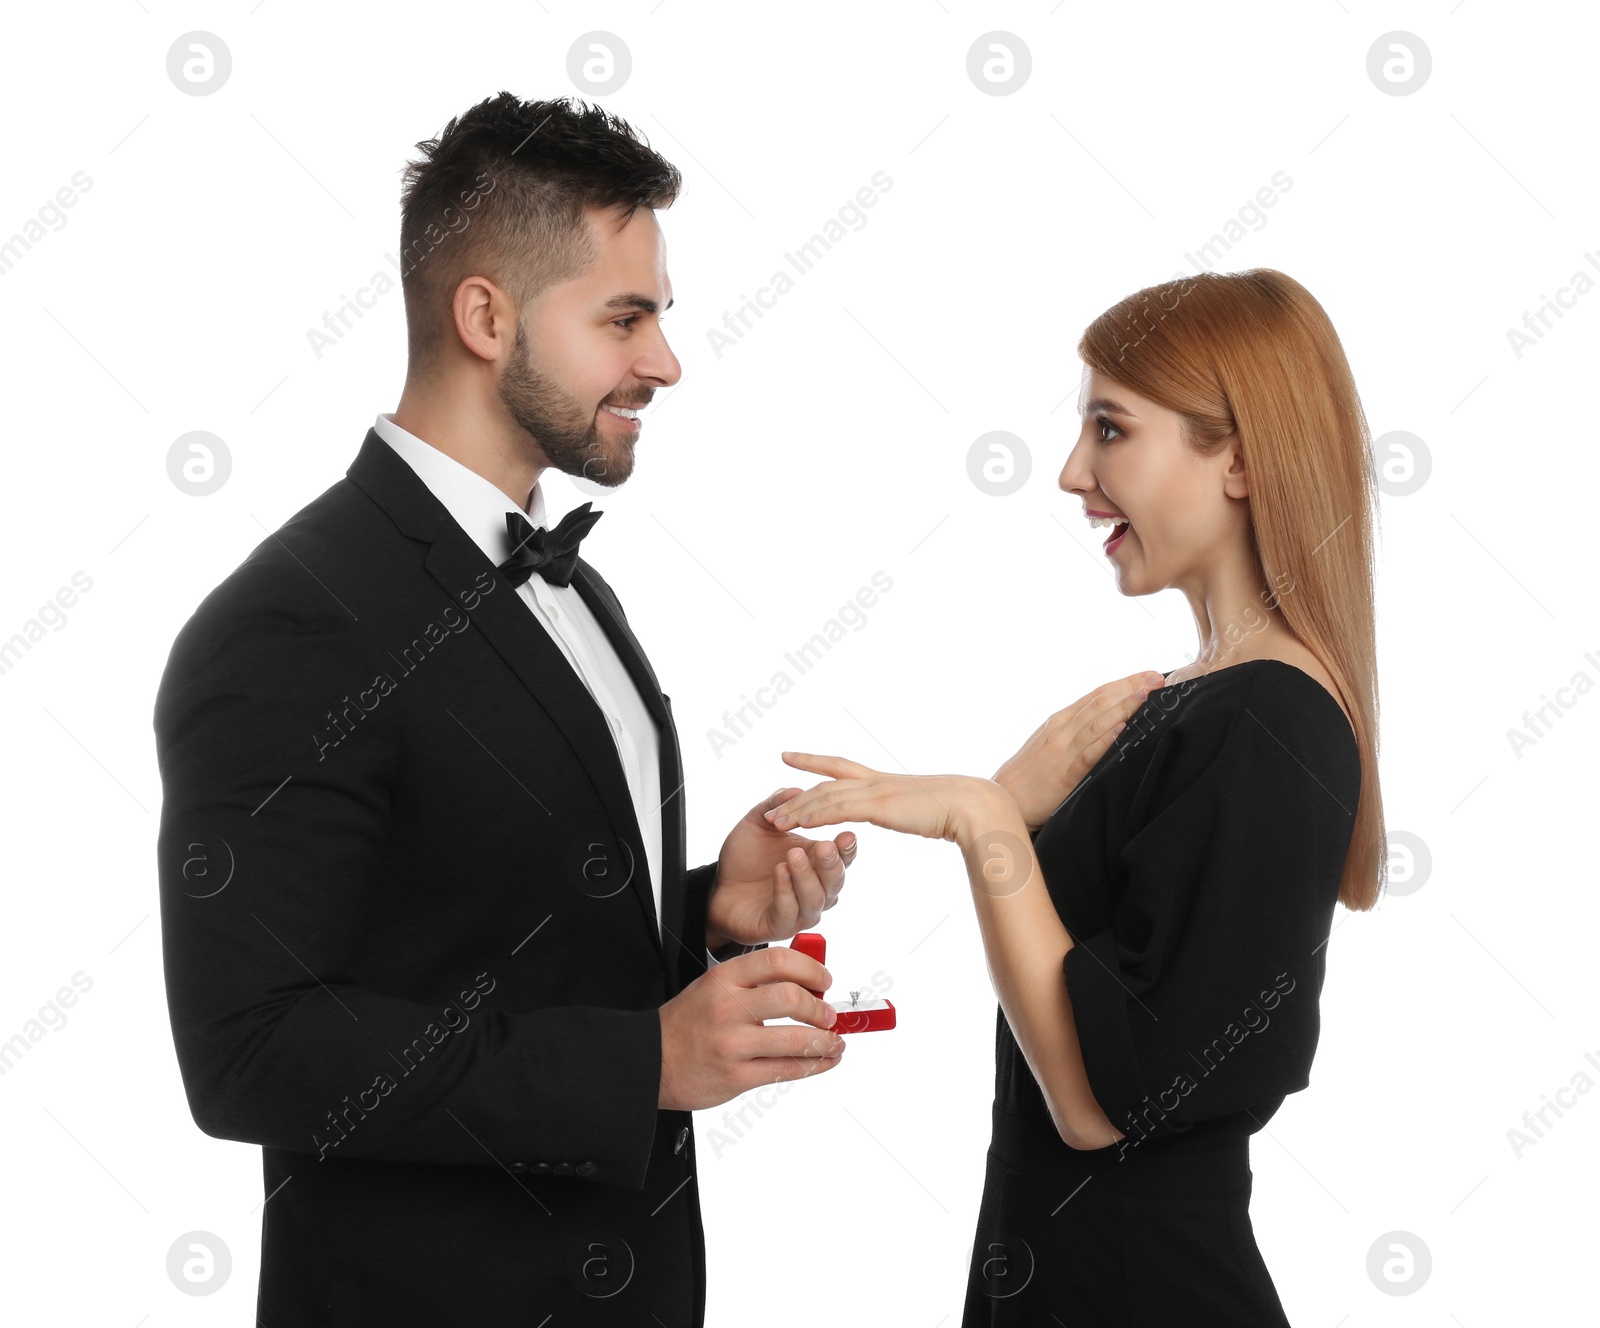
[1080,269,1386,911]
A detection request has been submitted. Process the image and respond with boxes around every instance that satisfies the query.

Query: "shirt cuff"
[706,939,766,966]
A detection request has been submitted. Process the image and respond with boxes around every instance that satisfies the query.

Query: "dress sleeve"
[1061,674,1351,1143]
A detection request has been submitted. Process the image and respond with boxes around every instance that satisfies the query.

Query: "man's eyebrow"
[1081,397,1136,418]
[603,293,674,314]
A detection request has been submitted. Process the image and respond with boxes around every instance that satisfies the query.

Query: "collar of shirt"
[372,412,550,567]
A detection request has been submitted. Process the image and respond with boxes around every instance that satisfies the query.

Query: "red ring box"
[789,932,896,1033]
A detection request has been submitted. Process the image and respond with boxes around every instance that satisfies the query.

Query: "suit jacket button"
[506,1161,529,1173]
[530,1162,552,1176]
[552,1161,574,1176]
[575,1161,599,1177]
[674,1126,690,1155]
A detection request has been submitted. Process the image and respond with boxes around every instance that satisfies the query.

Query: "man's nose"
[641,328,682,387]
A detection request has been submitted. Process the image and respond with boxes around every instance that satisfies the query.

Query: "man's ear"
[451,274,514,366]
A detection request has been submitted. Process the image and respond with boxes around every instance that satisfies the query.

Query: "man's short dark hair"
[397,92,682,378]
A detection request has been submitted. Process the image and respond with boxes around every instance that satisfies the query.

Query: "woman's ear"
[1220,435,1250,501]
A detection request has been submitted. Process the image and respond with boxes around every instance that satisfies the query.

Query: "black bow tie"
[497,503,603,589]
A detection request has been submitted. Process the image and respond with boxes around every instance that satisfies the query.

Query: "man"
[153,92,855,1326]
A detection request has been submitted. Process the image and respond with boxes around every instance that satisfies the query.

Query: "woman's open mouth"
[1104,520,1131,555]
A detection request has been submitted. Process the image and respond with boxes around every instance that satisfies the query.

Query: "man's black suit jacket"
[153,428,726,1325]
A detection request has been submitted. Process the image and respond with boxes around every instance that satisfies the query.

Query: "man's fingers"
[768,858,799,938]
[723,976,835,1030]
[736,1048,845,1093]
[776,861,817,931]
[722,944,831,996]
[815,850,845,909]
[787,844,834,917]
[747,1023,847,1062]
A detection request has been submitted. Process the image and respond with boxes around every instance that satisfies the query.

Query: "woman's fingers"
[1084,672,1162,752]
[762,786,804,820]
[766,791,825,828]
[1052,675,1153,774]
[781,751,878,780]
[782,784,872,830]
[766,763,870,828]
[1096,673,1156,729]
[1089,677,1148,745]
[765,782,864,830]
[766,784,827,825]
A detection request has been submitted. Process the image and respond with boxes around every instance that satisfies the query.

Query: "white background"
[2,1,1596,1323]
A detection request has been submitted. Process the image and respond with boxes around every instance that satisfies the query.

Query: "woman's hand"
[764,753,1007,847]
[994,670,1167,831]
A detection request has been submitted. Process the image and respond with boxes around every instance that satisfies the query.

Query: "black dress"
[961,660,1361,1326]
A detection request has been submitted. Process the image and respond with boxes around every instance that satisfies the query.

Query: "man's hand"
[658,947,846,1110]
[704,788,859,950]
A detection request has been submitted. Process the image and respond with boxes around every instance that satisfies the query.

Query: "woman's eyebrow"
[1082,397,1136,418]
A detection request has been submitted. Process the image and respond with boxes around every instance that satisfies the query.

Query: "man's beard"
[498,321,639,491]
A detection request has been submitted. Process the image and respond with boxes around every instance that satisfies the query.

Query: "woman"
[765,269,1385,1323]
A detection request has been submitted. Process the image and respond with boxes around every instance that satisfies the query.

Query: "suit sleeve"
[683,861,769,969]
[684,861,724,969]
[154,561,663,1188]
[1061,680,1343,1143]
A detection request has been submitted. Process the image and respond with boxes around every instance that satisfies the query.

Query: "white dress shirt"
[373,413,667,943]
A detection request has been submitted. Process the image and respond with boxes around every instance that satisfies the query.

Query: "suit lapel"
[346,429,667,963]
